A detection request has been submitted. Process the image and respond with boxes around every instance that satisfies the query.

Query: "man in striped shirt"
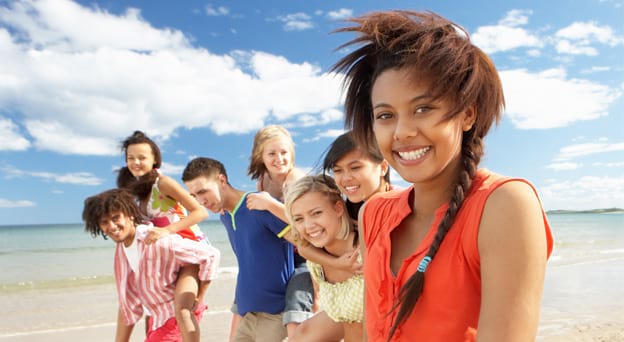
[82,188,220,342]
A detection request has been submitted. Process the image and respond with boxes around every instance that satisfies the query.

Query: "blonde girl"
[285,175,364,342]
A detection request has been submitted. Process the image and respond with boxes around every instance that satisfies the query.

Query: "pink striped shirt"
[114,224,220,331]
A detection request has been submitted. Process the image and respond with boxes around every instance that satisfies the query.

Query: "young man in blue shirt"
[182,157,296,342]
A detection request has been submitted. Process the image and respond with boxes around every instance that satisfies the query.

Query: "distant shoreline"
[546,208,624,214]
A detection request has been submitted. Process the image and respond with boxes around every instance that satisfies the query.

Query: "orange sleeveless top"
[361,169,553,341]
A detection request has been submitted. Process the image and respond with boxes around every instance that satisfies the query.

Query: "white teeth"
[344,186,358,193]
[398,147,430,160]
[308,231,322,238]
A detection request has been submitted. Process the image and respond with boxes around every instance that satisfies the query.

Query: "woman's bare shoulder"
[288,167,306,182]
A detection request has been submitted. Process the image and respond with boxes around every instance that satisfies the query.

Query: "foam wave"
[0,275,114,292]
[0,245,112,256]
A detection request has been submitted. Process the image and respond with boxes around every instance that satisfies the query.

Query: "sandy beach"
[0,258,622,341]
[537,258,624,341]
[0,275,236,342]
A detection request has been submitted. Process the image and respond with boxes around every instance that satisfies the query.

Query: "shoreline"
[1,260,622,341]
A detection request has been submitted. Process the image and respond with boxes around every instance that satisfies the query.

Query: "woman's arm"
[246,191,289,222]
[298,243,362,277]
[477,181,549,341]
[145,175,208,242]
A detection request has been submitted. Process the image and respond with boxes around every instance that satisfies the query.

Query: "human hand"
[145,227,170,244]
[246,192,273,211]
[337,251,363,275]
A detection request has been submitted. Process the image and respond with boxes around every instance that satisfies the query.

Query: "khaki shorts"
[233,312,287,342]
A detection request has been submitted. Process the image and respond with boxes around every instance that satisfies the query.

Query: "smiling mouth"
[108,227,121,237]
[307,230,323,238]
[397,146,431,160]
[344,185,359,193]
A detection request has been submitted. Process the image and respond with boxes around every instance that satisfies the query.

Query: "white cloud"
[0,117,30,151]
[555,22,620,45]
[205,5,229,16]
[326,8,353,20]
[302,128,345,142]
[540,176,624,210]
[473,11,623,58]
[593,161,624,167]
[0,198,35,208]
[160,161,185,176]
[546,162,581,170]
[554,141,624,161]
[277,13,314,31]
[0,0,188,52]
[555,40,598,55]
[500,68,621,129]
[249,52,342,120]
[581,66,611,74]
[498,9,531,27]
[0,0,343,156]
[554,22,622,56]
[471,9,541,54]
[472,26,541,53]
[2,166,103,185]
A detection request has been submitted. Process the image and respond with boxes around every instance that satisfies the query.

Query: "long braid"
[387,133,482,340]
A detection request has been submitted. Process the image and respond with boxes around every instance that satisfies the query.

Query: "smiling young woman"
[332,10,554,341]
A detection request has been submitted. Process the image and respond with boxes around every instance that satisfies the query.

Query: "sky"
[0,0,622,225]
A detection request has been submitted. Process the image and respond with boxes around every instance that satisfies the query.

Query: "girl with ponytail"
[332,11,553,341]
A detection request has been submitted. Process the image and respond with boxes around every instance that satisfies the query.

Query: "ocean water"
[546,212,624,267]
[0,213,622,293]
[0,220,237,293]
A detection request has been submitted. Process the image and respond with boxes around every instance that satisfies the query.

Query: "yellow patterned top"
[307,251,364,323]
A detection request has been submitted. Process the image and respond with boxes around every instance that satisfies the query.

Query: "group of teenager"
[82,10,554,342]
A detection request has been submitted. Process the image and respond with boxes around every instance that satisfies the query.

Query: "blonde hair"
[247,125,296,180]
[284,175,352,243]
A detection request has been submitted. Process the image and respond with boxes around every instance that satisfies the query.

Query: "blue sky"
[0,0,622,225]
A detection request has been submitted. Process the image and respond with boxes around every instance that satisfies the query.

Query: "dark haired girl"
[117,130,209,342]
[322,131,392,222]
[332,11,553,341]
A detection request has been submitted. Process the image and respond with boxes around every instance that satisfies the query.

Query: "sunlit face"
[371,68,474,184]
[98,211,136,247]
[262,136,293,176]
[184,175,224,214]
[290,191,344,248]
[126,143,156,177]
[333,150,387,203]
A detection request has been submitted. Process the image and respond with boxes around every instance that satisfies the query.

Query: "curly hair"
[82,188,142,239]
[331,10,504,339]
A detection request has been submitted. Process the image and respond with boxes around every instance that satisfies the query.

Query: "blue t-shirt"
[220,192,294,315]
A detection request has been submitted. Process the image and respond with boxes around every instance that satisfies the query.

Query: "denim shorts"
[282,263,314,325]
